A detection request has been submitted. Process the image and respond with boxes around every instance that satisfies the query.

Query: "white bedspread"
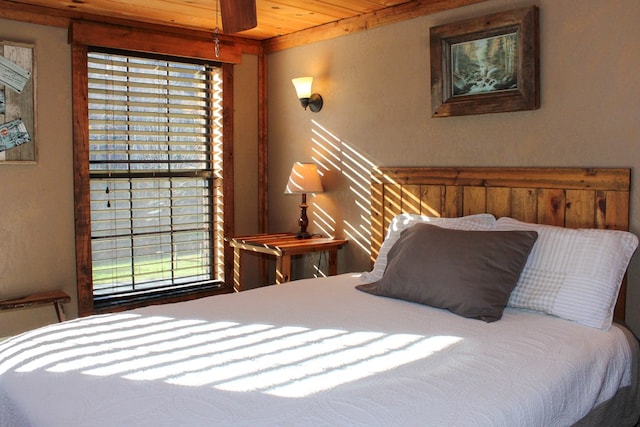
[0,273,634,427]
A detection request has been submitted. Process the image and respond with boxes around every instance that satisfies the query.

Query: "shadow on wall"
[308,119,379,273]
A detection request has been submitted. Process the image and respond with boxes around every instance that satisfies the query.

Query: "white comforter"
[0,274,634,427]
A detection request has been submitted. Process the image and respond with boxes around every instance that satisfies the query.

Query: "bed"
[1,167,639,427]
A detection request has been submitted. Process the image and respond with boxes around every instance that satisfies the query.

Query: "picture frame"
[430,6,539,117]
[0,40,36,163]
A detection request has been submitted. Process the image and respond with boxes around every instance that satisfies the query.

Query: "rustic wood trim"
[69,20,242,64]
[91,287,233,315]
[222,63,235,284]
[71,43,93,317]
[373,167,631,191]
[0,0,71,28]
[370,167,632,323]
[257,49,269,282]
[257,49,268,234]
[262,0,488,53]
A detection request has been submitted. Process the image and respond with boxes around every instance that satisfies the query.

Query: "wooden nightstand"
[228,233,348,292]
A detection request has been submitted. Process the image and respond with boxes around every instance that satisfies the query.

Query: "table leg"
[328,249,338,276]
[233,247,243,292]
[54,301,66,322]
[276,255,292,284]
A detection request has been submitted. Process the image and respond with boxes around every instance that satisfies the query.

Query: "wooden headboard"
[370,167,631,322]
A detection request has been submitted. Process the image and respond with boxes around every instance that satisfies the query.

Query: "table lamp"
[285,162,324,239]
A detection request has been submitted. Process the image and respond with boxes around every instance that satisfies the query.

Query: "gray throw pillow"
[356,223,538,322]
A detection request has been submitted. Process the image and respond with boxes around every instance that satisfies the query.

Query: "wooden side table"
[0,290,71,322]
[228,233,348,292]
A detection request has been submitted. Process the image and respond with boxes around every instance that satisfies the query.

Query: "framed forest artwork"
[430,6,539,117]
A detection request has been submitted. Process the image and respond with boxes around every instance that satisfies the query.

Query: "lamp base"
[296,231,312,239]
[296,195,311,239]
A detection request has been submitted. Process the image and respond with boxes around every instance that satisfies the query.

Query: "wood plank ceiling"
[1,0,411,39]
[2,0,486,45]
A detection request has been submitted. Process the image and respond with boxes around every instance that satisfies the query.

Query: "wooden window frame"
[71,22,237,316]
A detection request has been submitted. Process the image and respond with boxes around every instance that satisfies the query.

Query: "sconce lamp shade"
[292,77,313,99]
[291,77,323,112]
[285,162,324,194]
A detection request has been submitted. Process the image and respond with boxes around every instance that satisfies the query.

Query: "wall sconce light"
[291,77,323,112]
[284,162,324,239]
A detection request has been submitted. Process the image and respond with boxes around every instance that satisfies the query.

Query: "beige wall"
[0,20,75,337]
[267,0,640,333]
[0,20,261,337]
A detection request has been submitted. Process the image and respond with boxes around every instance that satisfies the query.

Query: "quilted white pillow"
[495,217,638,330]
[361,213,496,283]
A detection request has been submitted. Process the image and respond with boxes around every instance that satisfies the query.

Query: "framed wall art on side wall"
[430,6,539,118]
[0,40,36,163]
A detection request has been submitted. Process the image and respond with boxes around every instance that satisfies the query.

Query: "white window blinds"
[87,51,224,308]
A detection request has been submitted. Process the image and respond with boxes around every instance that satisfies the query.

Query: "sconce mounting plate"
[308,93,323,112]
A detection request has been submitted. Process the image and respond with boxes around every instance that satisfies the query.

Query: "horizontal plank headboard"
[370,167,631,322]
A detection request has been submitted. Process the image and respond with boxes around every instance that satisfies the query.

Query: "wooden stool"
[0,290,71,322]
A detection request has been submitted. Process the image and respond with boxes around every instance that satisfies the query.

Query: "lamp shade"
[291,77,313,99]
[285,162,324,194]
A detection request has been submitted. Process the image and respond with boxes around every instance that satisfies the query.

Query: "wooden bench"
[0,290,71,322]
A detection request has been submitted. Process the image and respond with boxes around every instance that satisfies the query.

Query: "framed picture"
[0,41,36,163]
[430,6,539,117]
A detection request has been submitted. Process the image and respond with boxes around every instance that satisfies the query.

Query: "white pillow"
[361,213,497,283]
[495,217,638,330]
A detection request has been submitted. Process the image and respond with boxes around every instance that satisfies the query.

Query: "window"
[86,51,225,311]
